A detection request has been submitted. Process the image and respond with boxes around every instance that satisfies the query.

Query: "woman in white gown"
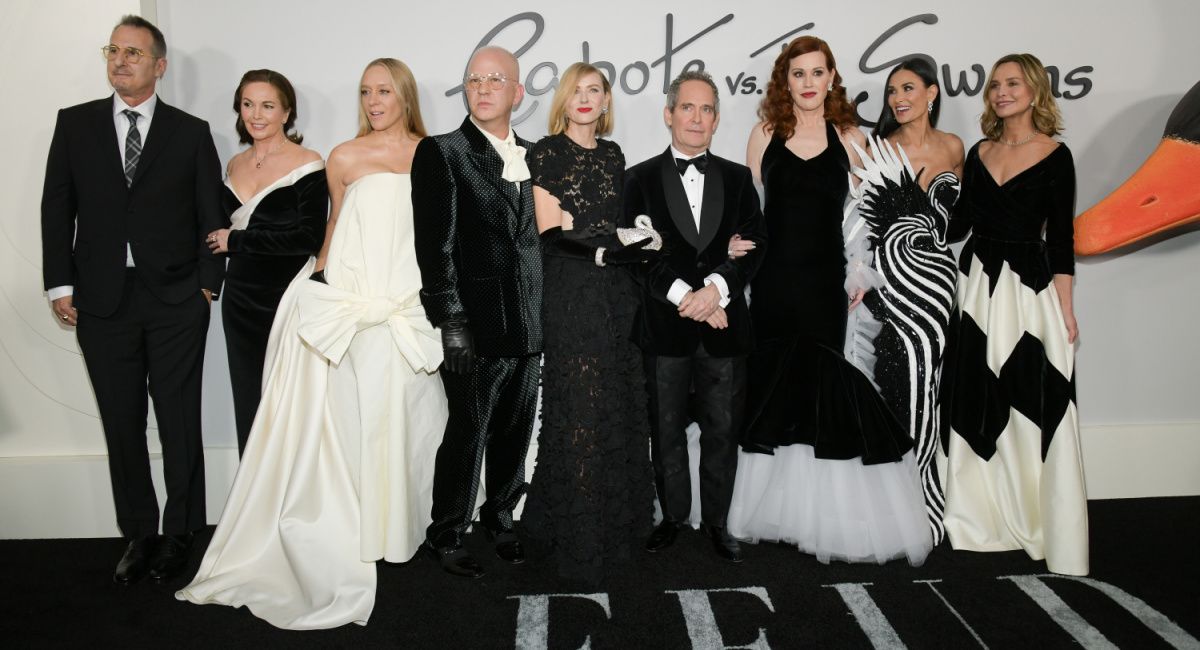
[177,58,446,629]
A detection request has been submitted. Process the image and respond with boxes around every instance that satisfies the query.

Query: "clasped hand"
[679,283,726,329]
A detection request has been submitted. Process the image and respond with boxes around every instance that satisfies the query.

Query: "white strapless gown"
[177,173,447,629]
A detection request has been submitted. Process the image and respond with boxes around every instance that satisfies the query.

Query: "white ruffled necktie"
[498,137,530,183]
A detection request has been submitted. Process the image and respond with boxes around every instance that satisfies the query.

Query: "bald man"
[412,47,542,578]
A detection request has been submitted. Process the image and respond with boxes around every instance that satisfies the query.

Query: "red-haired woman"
[727,36,931,566]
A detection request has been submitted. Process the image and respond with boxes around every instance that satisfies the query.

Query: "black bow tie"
[675,154,709,175]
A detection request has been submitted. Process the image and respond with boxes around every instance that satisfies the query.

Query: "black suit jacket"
[41,96,226,317]
[411,116,543,357]
[624,149,767,357]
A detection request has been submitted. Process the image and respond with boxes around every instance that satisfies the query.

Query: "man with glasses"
[412,46,542,578]
[41,15,225,584]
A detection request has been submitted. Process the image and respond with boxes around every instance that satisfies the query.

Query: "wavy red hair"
[758,36,858,139]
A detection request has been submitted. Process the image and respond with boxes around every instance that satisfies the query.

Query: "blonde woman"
[940,53,1087,576]
[520,62,657,584]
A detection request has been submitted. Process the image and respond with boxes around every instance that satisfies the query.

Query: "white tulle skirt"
[727,446,933,566]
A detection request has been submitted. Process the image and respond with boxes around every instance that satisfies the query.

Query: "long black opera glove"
[540,226,656,265]
[439,319,475,374]
[540,226,597,261]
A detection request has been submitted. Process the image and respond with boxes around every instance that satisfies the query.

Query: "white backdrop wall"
[2,0,1198,538]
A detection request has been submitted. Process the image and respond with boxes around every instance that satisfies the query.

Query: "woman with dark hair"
[940,53,1087,576]
[727,36,932,566]
[205,69,327,454]
[521,62,657,583]
[180,58,448,627]
[857,58,964,545]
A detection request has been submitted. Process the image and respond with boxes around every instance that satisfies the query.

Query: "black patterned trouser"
[427,354,541,547]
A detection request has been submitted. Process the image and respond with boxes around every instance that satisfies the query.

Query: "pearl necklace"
[1000,131,1039,146]
[254,139,285,168]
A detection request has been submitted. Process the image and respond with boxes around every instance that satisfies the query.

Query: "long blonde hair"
[980,53,1063,140]
[547,62,614,136]
[356,58,427,138]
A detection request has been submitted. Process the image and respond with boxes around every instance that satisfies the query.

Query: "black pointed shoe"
[483,527,525,564]
[424,541,486,578]
[148,533,193,582]
[113,535,158,585]
[645,520,683,553]
[701,524,744,563]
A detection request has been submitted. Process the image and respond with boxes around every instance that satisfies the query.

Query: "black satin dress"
[743,123,910,463]
[221,163,328,454]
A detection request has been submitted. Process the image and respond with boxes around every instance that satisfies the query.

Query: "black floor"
[2,497,1198,648]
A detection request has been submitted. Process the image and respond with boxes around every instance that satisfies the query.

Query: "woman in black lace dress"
[522,62,657,583]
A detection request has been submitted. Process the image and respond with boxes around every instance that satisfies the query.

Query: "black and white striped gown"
[860,170,960,546]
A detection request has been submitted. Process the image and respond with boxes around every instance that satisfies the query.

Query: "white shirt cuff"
[47,286,73,301]
[703,274,731,308]
[666,279,691,306]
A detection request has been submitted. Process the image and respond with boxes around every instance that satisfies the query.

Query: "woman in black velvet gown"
[521,62,657,584]
[206,70,327,454]
[727,36,932,565]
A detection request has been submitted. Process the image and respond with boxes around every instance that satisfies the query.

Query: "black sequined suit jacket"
[412,117,543,357]
[623,148,767,357]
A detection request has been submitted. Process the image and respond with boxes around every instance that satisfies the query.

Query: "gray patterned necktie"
[122,109,141,187]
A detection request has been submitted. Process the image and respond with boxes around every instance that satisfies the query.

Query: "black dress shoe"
[702,524,744,563]
[483,527,525,564]
[113,535,158,585]
[424,541,486,578]
[645,520,683,552]
[148,533,193,582]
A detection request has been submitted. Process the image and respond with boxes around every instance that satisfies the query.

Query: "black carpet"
[2,497,1197,648]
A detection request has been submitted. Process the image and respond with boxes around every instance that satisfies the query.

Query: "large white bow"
[295,281,443,374]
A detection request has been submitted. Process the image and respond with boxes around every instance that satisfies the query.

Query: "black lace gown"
[521,134,655,584]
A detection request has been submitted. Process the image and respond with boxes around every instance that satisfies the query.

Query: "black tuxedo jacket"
[41,96,226,317]
[624,149,767,357]
[412,116,543,357]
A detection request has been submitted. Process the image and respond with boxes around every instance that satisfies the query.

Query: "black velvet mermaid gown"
[520,134,655,584]
[727,122,931,565]
[221,160,327,454]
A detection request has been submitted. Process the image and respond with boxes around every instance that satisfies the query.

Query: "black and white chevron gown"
[939,141,1087,576]
[857,165,959,547]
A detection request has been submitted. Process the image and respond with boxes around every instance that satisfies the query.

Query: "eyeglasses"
[101,45,155,64]
[464,73,509,92]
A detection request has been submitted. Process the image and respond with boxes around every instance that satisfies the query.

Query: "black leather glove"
[539,226,597,261]
[602,238,658,265]
[309,269,327,284]
[439,319,475,374]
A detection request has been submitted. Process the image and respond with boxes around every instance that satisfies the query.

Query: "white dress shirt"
[47,94,158,301]
[665,146,731,308]
[470,117,530,186]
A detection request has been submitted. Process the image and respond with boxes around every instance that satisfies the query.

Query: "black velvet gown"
[728,123,932,565]
[521,134,655,584]
[742,123,909,460]
[221,161,327,453]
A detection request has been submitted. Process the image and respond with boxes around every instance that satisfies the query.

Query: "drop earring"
[927,100,933,113]
[601,106,608,115]
[827,83,833,92]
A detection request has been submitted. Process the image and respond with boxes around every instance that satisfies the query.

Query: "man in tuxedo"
[41,15,225,584]
[624,71,766,563]
[412,46,542,579]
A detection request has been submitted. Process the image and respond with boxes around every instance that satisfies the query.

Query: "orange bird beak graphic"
[1075,80,1200,255]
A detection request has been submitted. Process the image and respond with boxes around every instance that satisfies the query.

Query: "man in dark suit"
[412,46,542,579]
[624,71,766,563]
[41,15,226,584]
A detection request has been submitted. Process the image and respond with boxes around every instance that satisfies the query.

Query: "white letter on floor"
[667,586,775,649]
[509,592,611,650]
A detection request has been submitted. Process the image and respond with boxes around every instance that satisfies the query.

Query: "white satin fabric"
[177,173,447,628]
[940,255,1088,576]
[226,159,326,231]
